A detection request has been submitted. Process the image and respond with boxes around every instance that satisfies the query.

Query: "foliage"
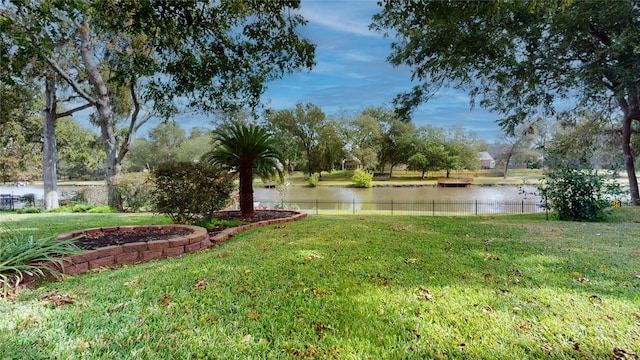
[306,173,320,187]
[45,204,117,213]
[151,162,234,224]
[0,82,43,182]
[116,172,154,212]
[539,166,623,221]
[202,123,284,219]
[66,186,108,206]
[86,205,118,214]
[0,230,81,297]
[194,217,248,230]
[371,0,640,204]
[351,169,373,188]
[264,103,340,176]
[55,118,104,180]
[2,0,315,208]
[1,213,639,357]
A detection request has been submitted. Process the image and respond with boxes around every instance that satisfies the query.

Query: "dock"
[437,178,473,187]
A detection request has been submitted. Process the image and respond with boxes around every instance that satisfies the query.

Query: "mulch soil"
[75,211,295,250]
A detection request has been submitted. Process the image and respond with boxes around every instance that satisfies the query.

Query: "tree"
[340,108,384,171]
[407,126,447,179]
[372,1,640,204]
[544,111,623,172]
[0,81,42,182]
[202,123,284,219]
[2,0,315,209]
[56,118,104,180]
[495,123,538,179]
[264,103,327,176]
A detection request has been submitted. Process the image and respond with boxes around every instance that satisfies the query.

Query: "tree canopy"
[372,0,640,204]
[1,0,315,208]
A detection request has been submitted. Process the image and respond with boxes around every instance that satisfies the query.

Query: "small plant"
[306,173,320,187]
[351,169,374,188]
[152,162,235,224]
[0,230,82,297]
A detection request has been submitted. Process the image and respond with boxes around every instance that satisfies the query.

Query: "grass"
[1,209,639,358]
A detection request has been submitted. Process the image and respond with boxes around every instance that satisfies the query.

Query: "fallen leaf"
[588,295,602,303]
[40,291,75,307]
[485,253,500,261]
[404,258,418,264]
[107,302,129,312]
[123,279,139,287]
[305,254,322,261]
[414,287,434,301]
[612,348,639,359]
[17,316,39,330]
[247,312,260,319]
[193,279,209,290]
[159,293,172,306]
[483,306,494,313]
[241,334,252,343]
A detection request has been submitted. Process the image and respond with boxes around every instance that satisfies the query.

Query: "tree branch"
[55,102,93,119]
[45,57,96,104]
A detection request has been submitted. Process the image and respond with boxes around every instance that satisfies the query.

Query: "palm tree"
[202,123,284,219]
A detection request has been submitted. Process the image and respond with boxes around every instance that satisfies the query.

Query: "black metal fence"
[255,199,545,216]
[0,194,22,210]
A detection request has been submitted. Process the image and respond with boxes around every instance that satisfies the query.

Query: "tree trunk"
[42,76,59,210]
[238,165,254,219]
[77,21,121,209]
[617,96,640,205]
[621,115,639,205]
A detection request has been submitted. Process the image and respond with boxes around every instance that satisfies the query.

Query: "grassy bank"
[1,210,639,358]
[260,169,545,187]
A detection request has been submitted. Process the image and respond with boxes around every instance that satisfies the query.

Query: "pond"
[1,183,543,215]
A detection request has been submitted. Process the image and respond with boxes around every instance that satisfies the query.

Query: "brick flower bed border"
[14,210,307,292]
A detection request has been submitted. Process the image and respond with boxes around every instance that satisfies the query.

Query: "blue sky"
[74,1,502,141]
[257,0,502,141]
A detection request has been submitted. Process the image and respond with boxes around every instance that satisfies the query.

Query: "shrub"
[538,166,623,221]
[151,162,235,224]
[352,169,374,188]
[117,172,155,212]
[0,230,82,297]
[68,186,107,206]
[306,173,319,187]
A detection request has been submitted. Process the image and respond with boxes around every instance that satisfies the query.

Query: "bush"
[152,162,235,224]
[352,169,374,188]
[538,166,623,221]
[117,172,155,212]
[0,230,82,297]
[67,186,107,206]
[306,173,319,187]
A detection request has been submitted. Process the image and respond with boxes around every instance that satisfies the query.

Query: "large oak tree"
[372,0,640,204]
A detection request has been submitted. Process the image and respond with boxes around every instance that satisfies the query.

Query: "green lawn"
[1,209,639,359]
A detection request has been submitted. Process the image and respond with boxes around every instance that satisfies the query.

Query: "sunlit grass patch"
[0,211,638,358]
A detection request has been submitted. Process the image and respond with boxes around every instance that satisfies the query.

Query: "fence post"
[432,199,435,216]
[316,199,319,215]
[522,200,524,214]
[391,199,394,216]
[475,200,478,216]
[353,198,355,215]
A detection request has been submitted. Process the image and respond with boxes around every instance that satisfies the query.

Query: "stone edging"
[14,210,307,292]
